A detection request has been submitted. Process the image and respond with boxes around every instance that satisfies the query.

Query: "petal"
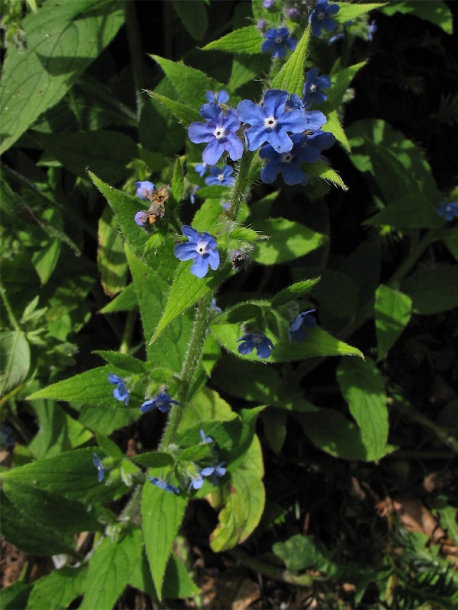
[317,75,332,89]
[287,37,297,51]
[201,467,215,477]
[108,373,121,385]
[264,89,288,116]
[293,326,307,342]
[202,140,224,166]
[306,68,319,83]
[311,21,322,36]
[272,45,286,59]
[200,103,223,123]
[217,90,230,103]
[261,160,282,184]
[207,249,220,271]
[190,256,209,278]
[223,108,241,131]
[188,122,214,144]
[327,3,340,15]
[281,162,307,185]
[256,342,272,358]
[245,126,269,151]
[267,128,293,153]
[225,133,244,161]
[308,131,335,151]
[181,225,200,240]
[140,400,155,413]
[323,17,337,31]
[174,243,198,262]
[305,110,326,130]
[280,109,308,132]
[238,341,254,355]
[237,99,265,124]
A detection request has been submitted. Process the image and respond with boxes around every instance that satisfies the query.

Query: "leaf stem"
[228,150,255,222]
[0,282,20,331]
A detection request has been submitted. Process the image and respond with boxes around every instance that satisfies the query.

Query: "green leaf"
[79,405,139,436]
[32,238,61,285]
[95,432,123,459]
[380,0,453,34]
[211,321,363,362]
[3,480,103,533]
[401,265,458,314]
[171,156,185,202]
[97,206,128,297]
[99,283,137,313]
[263,409,287,454]
[1,582,32,610]
[0,0,125,154]
[228,54,271,91]
[375,285,412,360]
[201,25,262,54]
[172,0,207,40]
[133,452,175,468]
[209,435,265,551]
[93,351,147,375]
[367,193,442,229]
[251,218,326,265]
[323,109,351,151]
[272,278,321,307]
[336,357,390,461]
[310,269,358,318]
[148,91,201,128]
[334,2,386,23]
[271,24,311,96]
[305,158,348,189]
[0,330,31,396]
[441,226,458,261]
[142,478,188,599]
[81,526,143,610]
[27,566,86,610]
[148,262,231,346]
[273,534,332,574]
[321,62,367,114]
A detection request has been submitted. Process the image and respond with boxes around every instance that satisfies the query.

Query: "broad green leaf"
[172,0,207,40]
[367,193,442,229]
[3,480,102,533]
[323,109,351,151]
[211,321,363,362]
[148,91,201,128]
[0,447,123,502]
[263,409,287,454]
[125,246,194,370]
[334,2,386,23]
[375,285,412,360]
[401,265,458,314]
[273,534,332,574]
[27,566,86,610]
[95,432,123,459]
[32,238,61,285]
[79,405,140,435]
[134,452,175,468]
[0,491,76,556]
[380,0,453,34]
[0,330,31,396]
[171,156,185,202]
[81,526,143,610]
[322,62,367,114]
[271,24,311,96]
[272,278,321,307]
[142,477,188,599]
[93,351,147,375]
[99,283,137,313]
[34,131,137,184]
[441,226,458,261]
[1,582,32,610]
[178,386,236,433]
[228,54,271,91]
[28,400,92,459]
[0,0,125,154]
[97,206,128,296]
[437,506,458,547]
[201,25,262,55]
[336,357,390,461]
[148,262,231,346]
[252,218,326,265]
[209,435,265,551]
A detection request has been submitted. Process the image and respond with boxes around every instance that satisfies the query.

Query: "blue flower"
[149,476,180,494]
[210,299,222,314]
[200,429,214,444]
[368,19,377,41]
[237,333,275,358]
[437,201,458,221]
[289,309,317,343]
[174,225,220,278]
[288,8,300,20]
[257,18,267,31]
[237,89,309,154]
[261,27,297,59]
[303,68,332,108]
[134,211,148,227]
[108,373,130,405]
[309,0,340,37]
[188,104,243,166]
[205,90,229,104]
[260,133,321,186]
[140,392,180,414]
[190,185,200,204]
[195,162,208,177]
[189,475,205,490]
[263,0,275,9]
[205,165,235,187]
[1,425,15,450]
[201,463,227,485]
[93,453,105,483]
[328,32,345,46]
[135,180,155,200]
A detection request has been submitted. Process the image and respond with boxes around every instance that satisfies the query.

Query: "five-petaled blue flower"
[237,333,275,358]
[205,90,229,105]
[309,0,340,37]
[303,68,332,108]
[93,453,105,482]
[260,133,319,186]
[140,392,180,414]
[108,373,130,405]
[237,89,308,154]
[437,201,458,221]
[149,476,180,494]
[174,225,220,278]
[201,463,227,485]
[289,309,317,343]
[195,162,208,177]
[135,180,155,200]
[205,165,234,187]
[188,104,243,166]
[261,27,297,59]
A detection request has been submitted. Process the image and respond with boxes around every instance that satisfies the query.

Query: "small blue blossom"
[288,8,300,20]
[1,425,15,450]
[210,299,222,314]
[368,20,377,41]
[134,211,149,227]
[205,165,235,187]
[93,453,105,483]
[201,463,227,485]
[261,27,297,59]
[195,162,208,177]
[437,201,458,221]
[135,181,155,200]
[303,68,332,108]
[205,90,229,105]
[174,225,220,278]
[237,333,275,358]
[237,89,309,154]
[263,0,275,8]
[189,475,205,490]
[108,373,130,405]
[328,32,345,45]
[200,429,214,444]
[190,185,200,204]
[289,309,317,343]
[309,0,340,37]
[257,18,267,31]
[260,133,321,186]
[149,476,180,494]
[188,104,243,166]
[140,392,180,414]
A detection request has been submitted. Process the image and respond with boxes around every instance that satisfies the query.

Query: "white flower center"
[253,335,263,344]
[310,84,317,92]
[213,125,226,139]
[217,173,225,182]
[196,240,209,255]
[317,11,325,20]
[275,35,283,44]
[264,116,277,130]
[281,152,294,164]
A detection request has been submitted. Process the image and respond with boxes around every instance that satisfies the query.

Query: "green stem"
[160,293,213,449]
[125,0,146,120]
[119,310,137,355]
[0,282,20,331]
[228,150,255,222]
[119,484,143,523]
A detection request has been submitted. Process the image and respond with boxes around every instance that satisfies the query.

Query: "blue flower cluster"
[437,201,458,221]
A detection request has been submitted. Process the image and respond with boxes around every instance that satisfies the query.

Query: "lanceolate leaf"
[334,2,386,23]
[272,278,321,308]
[147,92,201,128]
[201,26,262,55]
[271,23,311,96]
[171,0,208,40]
[375,285,412,360]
